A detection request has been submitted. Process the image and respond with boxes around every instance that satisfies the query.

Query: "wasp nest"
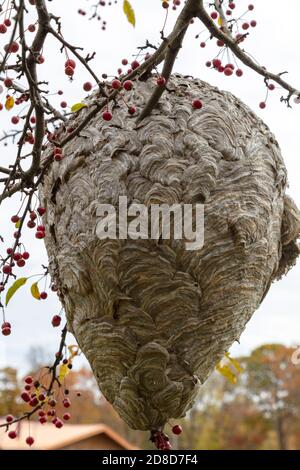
[40,75,300,431]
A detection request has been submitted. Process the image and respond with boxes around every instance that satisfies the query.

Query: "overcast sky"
[0,0,299,372]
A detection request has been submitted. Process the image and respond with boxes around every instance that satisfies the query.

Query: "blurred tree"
[242,344,300,450]
[0,367,26,416]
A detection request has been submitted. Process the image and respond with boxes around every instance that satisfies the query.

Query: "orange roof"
[0,421,137,450]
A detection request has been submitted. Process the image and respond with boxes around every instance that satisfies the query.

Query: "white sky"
[0,0,299,372]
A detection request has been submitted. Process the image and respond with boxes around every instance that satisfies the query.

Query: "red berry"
[55,419,63,428]
[2,265,12,275]
[29,397,38,407]
[54,147,62,155]
[131,60,140,70]
[2,322,11,329]
[123,80,133,91]
[60,101,67,108]
[164,441,172,450]
[8,431,17,439]
[26,436,34,447]
[212,58,222,68]
[40,292,48,300]
[39,416,47,424]
[111,79,122,90]
[172,424,182,435]
[2,327,11,336]
[35,231,45,239]
[22,251,30,260]
[121,58,128,66]
[11,116,19,125]
[21,391,31,402]
[0,24,7,34]
[4,19,11,27]
[200,42,206,48]
[37,207,46,216]
[25,376,33,384]
[236,69,243,77]
[9,41,19,53]
[65,59,76,69]
[259,102,266,109]
[28,24,36,32]
[128,106,136,115]
[63,413,71,421]
[4,78,12,87]
[6,415,14,423]
[211,12,218,20]
[83,82,92,92]
[65,66,74,77]
[250,20,257,27]
[157,76,166,87]
[162,1,169,8]
[17,259,25,267]
[63,398,71,408]
[224,67,233,76]
[11,215,19,223]
[52,315,61,327]
[268,83,275,91]
[102,111,112,121]
[192,99,203,110]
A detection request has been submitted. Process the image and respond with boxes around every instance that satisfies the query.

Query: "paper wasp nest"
[40,75,300,431]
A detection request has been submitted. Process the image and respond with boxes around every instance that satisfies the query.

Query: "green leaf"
[6,278,27,306]
[71,102,87,113]
[15,220,21,229]
[31,282,40,300]
[123,0,135,27]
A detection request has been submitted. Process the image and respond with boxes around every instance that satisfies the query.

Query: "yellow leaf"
[123,0,135,27]
[216,363,237,384]
[30,282,40,300]
[58,363,70,383]
[5,96,14,111]
[217,16,223,27]
[15,220,21,229]
[6,278,27,306]
[225,352,243,374]
[68,345,80,359]
[71,102,87,113]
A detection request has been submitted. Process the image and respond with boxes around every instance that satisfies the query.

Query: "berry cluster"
[5,345,80,446]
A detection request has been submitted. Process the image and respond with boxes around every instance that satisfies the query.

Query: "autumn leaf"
[216,363,237,384]
[30,282,40,300]
[6,278,28,306]
[123,0,135,27]
[225,352,243,374]
[5,96,14,111]
[71,102,87,113]
[58,363,70,383]
[68,345,80,359]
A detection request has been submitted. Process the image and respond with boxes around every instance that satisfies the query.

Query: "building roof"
[0,421,137,450]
